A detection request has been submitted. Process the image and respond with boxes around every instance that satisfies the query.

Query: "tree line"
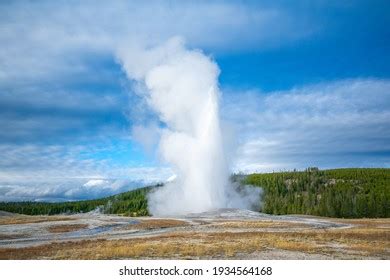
[0,185,155,216]
[1,169,389,218]
[243,168,389,218]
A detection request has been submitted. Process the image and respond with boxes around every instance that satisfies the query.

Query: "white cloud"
[0,160,174,202]
[83,179,108,188]
[223,79,390,172]
[0,1,315,85]
[0,143,174,182]
[0,178,142,202]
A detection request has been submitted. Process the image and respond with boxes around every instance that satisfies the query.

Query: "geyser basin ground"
[0,209,388,259]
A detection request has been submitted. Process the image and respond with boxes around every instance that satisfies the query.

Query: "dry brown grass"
[47,224,88,233]
[1,225,388,260]
[0,216,388,260]
[313,217,390,228]
[0,232,266,259]
[125,219,189,230]
[0,215,74,225]
[339,219,390,228]
[347,242,388,254]
[218,220,309,229]
[272,239,318,252]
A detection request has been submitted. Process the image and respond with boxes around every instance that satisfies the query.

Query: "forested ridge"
[0,185,154,216]
[0,168,389,218]
[244,168,389,218]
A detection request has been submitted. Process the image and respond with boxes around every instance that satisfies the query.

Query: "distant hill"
[0,168,389,218]
[0,185,158,217]
[244,168,390,218]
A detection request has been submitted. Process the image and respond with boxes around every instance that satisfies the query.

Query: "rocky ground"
[0,209,388,259]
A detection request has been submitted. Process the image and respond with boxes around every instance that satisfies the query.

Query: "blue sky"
[0,0,389,201]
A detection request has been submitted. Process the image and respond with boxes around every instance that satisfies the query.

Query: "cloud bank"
[224,79,390,172]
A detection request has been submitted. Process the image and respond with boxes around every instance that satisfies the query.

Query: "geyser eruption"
[118,38,260,215]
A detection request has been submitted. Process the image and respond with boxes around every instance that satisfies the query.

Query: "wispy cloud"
[0,0,316,85]
[0,178,142,202]
[0,142,173,201]
[223,79,390,172]
[0,142,173,179]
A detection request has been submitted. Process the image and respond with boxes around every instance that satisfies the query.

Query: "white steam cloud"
[117,38,260,215]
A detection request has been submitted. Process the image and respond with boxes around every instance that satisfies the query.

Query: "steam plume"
[118,38,260,215]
